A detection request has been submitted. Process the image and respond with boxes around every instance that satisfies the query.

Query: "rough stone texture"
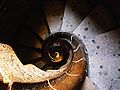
[0,0,120,90]
[61,0,93,32]
[73,4,116,41]
[82,29,120,90]
[42,0,66,33]
[26,6,50,40]
[81,77,95,90]
[73,4,120,89]
[0,43,86,90]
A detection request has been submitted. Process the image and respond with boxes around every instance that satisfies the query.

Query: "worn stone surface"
[0,0,120,90]
[84,29,120,90]
[26,7,50,40]
[42,0,66,33]
[61,0,93,32]
[73,4,116,41]
[0,43,86,90]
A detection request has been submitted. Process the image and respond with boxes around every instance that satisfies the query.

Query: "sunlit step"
[86,29,120,90]
[61,0,93,32]
[42,0,66,33]
[73,4,116,42]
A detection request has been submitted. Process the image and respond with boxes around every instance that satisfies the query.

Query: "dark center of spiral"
[42,32,73,70]
[48,46,63,62]
[43,39,71,63]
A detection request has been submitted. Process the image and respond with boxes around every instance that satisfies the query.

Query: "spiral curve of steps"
[0,0,120,90]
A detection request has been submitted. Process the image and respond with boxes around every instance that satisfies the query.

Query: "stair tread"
[61,0,93,32]
[85,29,120,90]
[15,28,42,49]
[26,8,50,40]
[42,0,66,33]
[73,4,117,41]
[13,46,41,65]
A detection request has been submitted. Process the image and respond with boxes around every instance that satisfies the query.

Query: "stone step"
[85,29,120,90]
[42,0,66,33]
[13,46,41,65]
[61,0,93,32]
[73,4,117,42]
[26,6,50,40]
[15,28,42,49]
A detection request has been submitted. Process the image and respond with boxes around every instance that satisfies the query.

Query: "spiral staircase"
[0,0,120,90]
